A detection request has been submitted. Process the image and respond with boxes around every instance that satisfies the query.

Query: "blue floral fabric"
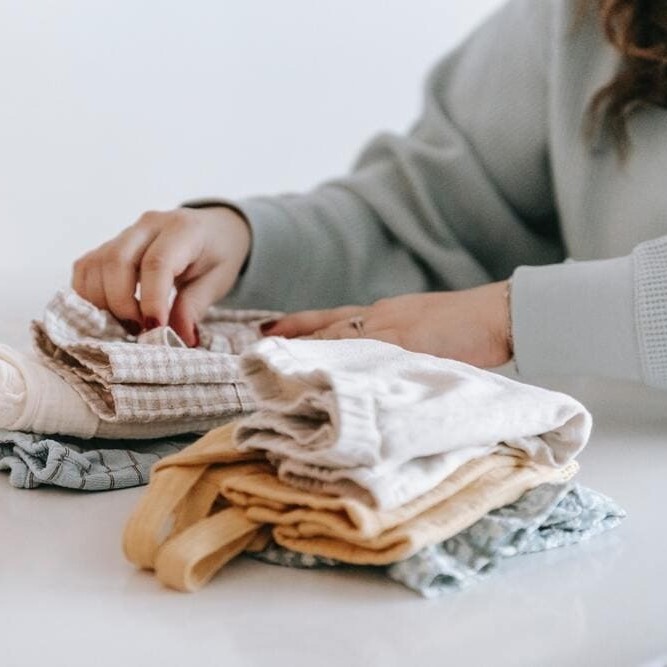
[249,483,626,597]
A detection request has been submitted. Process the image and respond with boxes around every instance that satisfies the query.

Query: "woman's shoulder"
[472,0,583,56]
[484,0,608,74]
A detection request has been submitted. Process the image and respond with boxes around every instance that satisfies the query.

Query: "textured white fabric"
[233,337,592,510]
[0,344,237,439]
[0,344,97,438]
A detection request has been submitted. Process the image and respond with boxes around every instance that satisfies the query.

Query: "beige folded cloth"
[223,457,576,564]
[123,422,578,591]
[234,337,591,510]
[0,344,237,439]
[30,288,282,424]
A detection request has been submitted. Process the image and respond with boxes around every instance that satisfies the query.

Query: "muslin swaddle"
[0,344,236,439]
[1,289,284,438]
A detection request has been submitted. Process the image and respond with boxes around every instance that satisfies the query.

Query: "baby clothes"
[31,288,281,424]
[250,483,626,597]
[122,421,577,590]
[234,336,592,510]
[0,429,197,490]
[228,457,576,565]
[0,344,238,439]
[388,482,626,597]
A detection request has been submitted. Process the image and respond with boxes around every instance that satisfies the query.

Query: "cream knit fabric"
[233,337,591,510]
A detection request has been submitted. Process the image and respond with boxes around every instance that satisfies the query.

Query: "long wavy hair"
[584,0,667,156]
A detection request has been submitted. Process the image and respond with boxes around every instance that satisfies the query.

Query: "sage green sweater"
[196,0,667,389]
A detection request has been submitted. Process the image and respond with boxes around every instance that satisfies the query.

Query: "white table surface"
[1,269,666,667]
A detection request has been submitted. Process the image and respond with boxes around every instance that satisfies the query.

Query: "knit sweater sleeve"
[511,237,667,390]
[193,0,564,312]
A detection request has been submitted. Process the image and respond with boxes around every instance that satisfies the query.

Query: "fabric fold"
[0,429,198,491]
[250,483,626,597]
[0,344,238,440]
[264,460,576,564]
[234,337,592,509]
[31,288,282,424]
[123,421,580,591]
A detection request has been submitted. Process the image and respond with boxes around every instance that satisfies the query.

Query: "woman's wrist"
[483,279,513,366]
[180,200,253,275]
[504,278,514,360]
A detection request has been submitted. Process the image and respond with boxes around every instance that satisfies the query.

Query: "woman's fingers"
[168,266,236,346]
[301,318,400,346]
[100,225,159,333]
[138,222,205,328]
[80,258,108,313]
[72,213,162,331]
[265,305,363,338]
[70,206,252,343]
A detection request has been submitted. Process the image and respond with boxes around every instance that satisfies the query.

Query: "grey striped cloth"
[0,429,196,491]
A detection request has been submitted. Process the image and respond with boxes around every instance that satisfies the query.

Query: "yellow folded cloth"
[123,422,578,591]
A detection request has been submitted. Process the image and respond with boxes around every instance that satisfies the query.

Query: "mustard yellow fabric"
[123,421,578,591]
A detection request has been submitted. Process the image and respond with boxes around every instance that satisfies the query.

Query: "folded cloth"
[234,337,592,510]
[224,455,577,565]
[387,482,626,597]
[123,422,577,590]
[31,288,281,423]
[249,483,626,597]
[0,344,240,439]
[0,429,196,490]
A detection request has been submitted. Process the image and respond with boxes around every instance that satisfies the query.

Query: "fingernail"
[260,319,279,335]
[120,319,141,336]
[144,316,161,331]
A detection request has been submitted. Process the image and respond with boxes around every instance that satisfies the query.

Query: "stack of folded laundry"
[0,289,626,595]
[0,288,279,488]
[123,336,626,597]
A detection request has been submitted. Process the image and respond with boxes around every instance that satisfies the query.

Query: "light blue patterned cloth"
[0,429,196,490]
[249,483,626,597]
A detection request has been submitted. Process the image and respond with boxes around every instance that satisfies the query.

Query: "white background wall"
[0,0,503,272]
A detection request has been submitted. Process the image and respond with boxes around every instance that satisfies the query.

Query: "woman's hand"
[262,281,513,368]
[71,206,251,346]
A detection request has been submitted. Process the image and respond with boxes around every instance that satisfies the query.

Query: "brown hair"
[585,0,667,156]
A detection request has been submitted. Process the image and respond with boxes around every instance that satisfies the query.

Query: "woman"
[71,0,667,387]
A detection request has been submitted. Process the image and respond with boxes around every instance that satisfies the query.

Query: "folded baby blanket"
[234,337,592,510]
[251,482,626,597]
[123,422,577,591]
[30,289,282,424]
[0,345,239,439]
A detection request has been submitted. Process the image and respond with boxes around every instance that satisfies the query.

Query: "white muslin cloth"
[0,344,232,439]
[234,337,592,510]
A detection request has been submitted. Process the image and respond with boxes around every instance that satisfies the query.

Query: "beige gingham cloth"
[31,289,282,425]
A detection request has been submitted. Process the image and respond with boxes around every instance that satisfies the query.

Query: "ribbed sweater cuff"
[510,256,641,383]
[632,237,667,388]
